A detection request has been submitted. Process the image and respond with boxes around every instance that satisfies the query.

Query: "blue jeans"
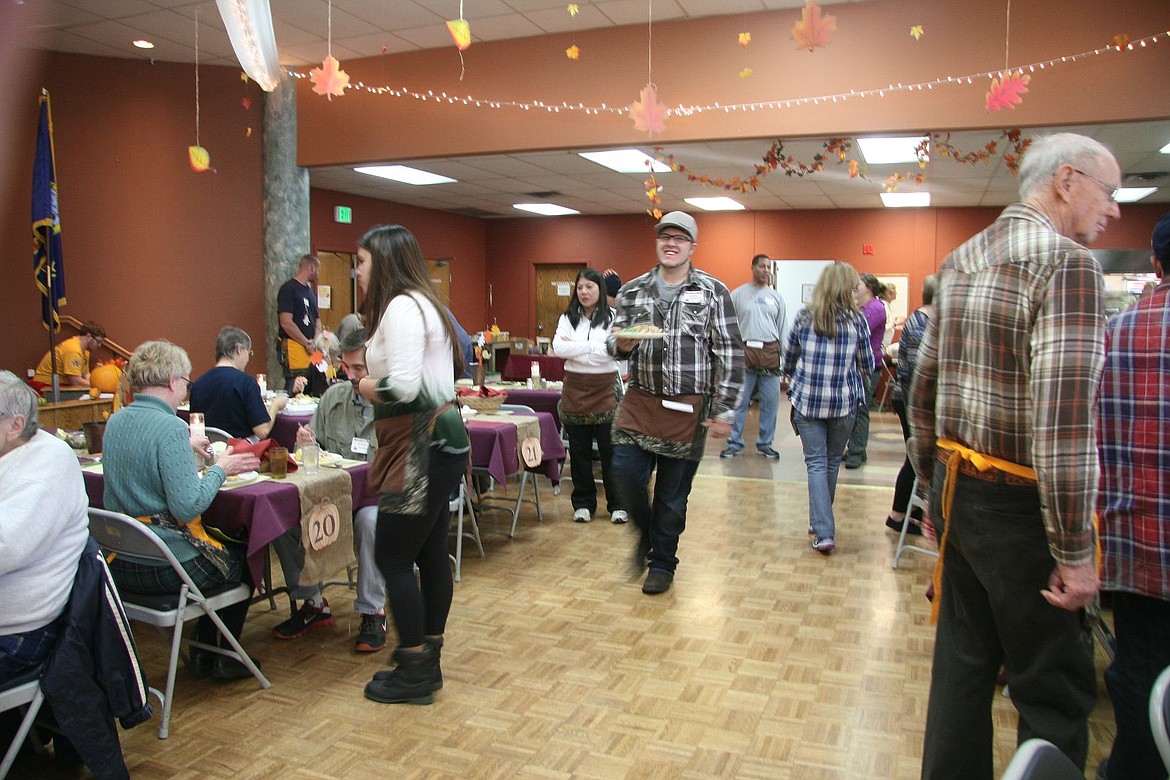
[793,410,854,541]
[728,371,780,451]
[921,470,1095,779]
[611,444,699,575]
[0,619,60,685]
[1101,591,1170,780]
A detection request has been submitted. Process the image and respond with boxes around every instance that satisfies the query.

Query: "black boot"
[364,647,438,705]
[374,637,443,689]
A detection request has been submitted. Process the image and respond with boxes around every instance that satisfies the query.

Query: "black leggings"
[890,398,917,515]
[374,448,467,648]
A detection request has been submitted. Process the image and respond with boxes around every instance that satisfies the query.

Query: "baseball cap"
[1153,211,1170,264]
[656,211,698,242]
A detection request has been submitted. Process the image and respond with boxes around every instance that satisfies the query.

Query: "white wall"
[772,260,835,331]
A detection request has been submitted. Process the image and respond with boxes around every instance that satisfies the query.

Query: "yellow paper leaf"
[566,44,580,60]
[446,18,471,51]
[738,32,751,47]
[188,145,210,172]
[567,4,579,16]
[309,55,350,100]
[910,25,924,40]
[739,68,753,79]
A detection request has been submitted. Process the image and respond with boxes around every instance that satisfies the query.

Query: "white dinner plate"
[615,330,666,340]
[222,471,261,488]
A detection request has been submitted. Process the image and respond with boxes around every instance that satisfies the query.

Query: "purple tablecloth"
[502,354,566,382]
[272,411,312,449]
[502,388,562,431]
[467,410,564,485]
[83,463,373,586]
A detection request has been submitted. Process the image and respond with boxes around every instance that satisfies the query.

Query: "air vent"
[1126,171,1168,183]
[524,191,562,198]
[449,207,503,218]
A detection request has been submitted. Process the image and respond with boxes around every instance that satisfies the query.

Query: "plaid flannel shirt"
[782,308,871,420]
[1097,281,1170,598]
[607,265,743,419]
[908,202,1105,566]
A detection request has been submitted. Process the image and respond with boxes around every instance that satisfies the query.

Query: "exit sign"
[334,206,352,224]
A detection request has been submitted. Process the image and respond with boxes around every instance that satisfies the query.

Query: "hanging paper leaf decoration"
[241,97,252,110]
[848,160,860,178]
[566,44,580,61]
[985,70,1030,111]
[567,4,579,16]
[188,145,211,172]
[910,25,924,40]
[628,84,668,137]
[310,55,350,100]
[738,32,752,47]
[739,68,753,79]
[447,19,472,51]
[381,44,388,55]
[245,127,253,138]
[792,1,836,52]
[240,72,250,83]
[1112,33,1131,49]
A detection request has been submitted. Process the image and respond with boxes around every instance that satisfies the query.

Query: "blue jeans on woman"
[794,410,855,542]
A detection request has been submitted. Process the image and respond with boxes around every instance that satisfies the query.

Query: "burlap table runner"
[473,411,540,442]
[285,468,355,585]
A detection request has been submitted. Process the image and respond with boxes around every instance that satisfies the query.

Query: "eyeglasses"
[177,376,192,387]
[657,233,693,245]
[1073,169,1120,202]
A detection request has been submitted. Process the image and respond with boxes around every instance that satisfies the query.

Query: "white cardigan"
[552,313,621,375]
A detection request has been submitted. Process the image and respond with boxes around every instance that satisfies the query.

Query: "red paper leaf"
[792,1,837,52]
[628,84,667,137]
[985,71,1030,111]
[310,55,350,100]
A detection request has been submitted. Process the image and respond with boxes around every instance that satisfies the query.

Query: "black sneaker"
[885,516,923,536]
[272,599,335,640]
[719,446,742,458]
[355,613,388,653]
[757,447,780,460]
[642,570,673,594]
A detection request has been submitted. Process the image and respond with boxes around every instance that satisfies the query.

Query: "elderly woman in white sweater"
[553,268,627,525]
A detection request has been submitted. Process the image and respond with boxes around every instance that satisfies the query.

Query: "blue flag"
[33,92,66,332]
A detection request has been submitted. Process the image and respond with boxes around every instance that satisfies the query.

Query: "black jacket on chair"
[41,536,153,780]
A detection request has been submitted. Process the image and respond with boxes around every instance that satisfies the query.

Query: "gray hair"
[0,370,39,440]
[1018,133,1116,201]
[214,326,252,361]
[338,325,368,354]
[127,340,191,391]
[921,274,939,306]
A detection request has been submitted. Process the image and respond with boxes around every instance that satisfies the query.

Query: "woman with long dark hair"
[354,224,469,705]
[552,268,626,524]
[843,272,887,469]
[782,262,873,554]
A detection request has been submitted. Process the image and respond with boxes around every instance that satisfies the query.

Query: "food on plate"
[616,324,664,337]
[293,448,343,466]
[225,470,259,483]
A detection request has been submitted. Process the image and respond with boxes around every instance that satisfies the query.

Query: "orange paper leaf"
[566,44,580,60]
[309,55,350,100]
[792,1,836,52]
[1112,33,1130,49]
[738,32,752,47]
[985,70,1030,111]
[446,18,471,51]
[628,84,667,137]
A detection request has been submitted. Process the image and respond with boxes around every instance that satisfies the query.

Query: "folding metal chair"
[1151,663,1170,775]
[999,739,1083,780]
[88,508,269,739]
[891,476,938,569]
[472,404,543,537]
[0,665,46,779]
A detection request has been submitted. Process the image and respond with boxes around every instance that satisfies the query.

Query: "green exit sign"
[334,206,352,224]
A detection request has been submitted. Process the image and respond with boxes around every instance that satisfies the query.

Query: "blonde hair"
[127,340,191,391]
[809,262,860,338]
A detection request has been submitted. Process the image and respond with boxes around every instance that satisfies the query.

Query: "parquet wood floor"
[13,407,1115,778]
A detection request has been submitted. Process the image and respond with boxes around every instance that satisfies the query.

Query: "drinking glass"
[269,447,289,479]
[188,412,205,439]
[301,443,320,475]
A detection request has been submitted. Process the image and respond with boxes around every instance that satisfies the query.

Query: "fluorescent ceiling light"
[880,192,931,208]
[578,149,670,173]
[1114,187,1157,203]
[513,203,580,216]
[354,165,456,185]
[684,197,745,211]
[1160,142,1170,154]
[132,39,155,49]
[857,136,929,165]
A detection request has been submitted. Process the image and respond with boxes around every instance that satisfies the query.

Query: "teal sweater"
[103,393,226,563]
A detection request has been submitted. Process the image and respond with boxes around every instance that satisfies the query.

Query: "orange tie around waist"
[930,439,1037,623]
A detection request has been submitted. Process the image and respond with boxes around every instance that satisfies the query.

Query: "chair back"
[205,427,232,445]
[86,508,192,587]
[1152,664,1170,774]
[500,404,536,413]
[999,739,1083,780]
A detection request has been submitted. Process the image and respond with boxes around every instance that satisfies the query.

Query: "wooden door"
[428,258,452,305]
[535,263,586,344]
[316,252,356,333]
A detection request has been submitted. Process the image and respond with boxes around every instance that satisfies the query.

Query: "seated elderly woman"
[0,370,89,684]
[190,326,303,441]
[103,340,262,681]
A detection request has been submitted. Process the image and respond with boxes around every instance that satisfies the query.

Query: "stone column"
[262,73,310,383]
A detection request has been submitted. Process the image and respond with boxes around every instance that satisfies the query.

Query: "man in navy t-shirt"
[191,327,288,440]
[277,255,322,393]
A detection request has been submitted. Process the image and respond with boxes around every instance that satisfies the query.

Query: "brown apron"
[743,341,781,371]
[615,386,705,444]
[561,371,619,415]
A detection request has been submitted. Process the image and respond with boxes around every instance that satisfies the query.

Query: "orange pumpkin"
[90,363,123,394]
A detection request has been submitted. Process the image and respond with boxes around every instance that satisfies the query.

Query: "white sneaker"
[610,510,629,524]
[573,508,592,523]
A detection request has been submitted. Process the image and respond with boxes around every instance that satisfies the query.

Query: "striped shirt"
[892,307,930,403]
[607,265,743,418]
[1097,281,1170,597]
[782,307,871,419]
[908,202,1105,566]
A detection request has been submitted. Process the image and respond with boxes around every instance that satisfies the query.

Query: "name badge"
[661,399,695,414]
[680,290,704,305]
[746,340,764,349]
[350,437,371,456]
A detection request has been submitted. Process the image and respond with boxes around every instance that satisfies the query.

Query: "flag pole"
[41,88,62,403]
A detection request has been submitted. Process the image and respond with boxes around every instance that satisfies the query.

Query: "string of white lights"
[286,30,1166,117]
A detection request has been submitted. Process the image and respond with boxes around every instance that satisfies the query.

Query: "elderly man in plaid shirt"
[908,133,1121,778]
[608,212,743,596]
[1096,211,1170,780]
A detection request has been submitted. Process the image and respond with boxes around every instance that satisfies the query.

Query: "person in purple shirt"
[843,273,886,469]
